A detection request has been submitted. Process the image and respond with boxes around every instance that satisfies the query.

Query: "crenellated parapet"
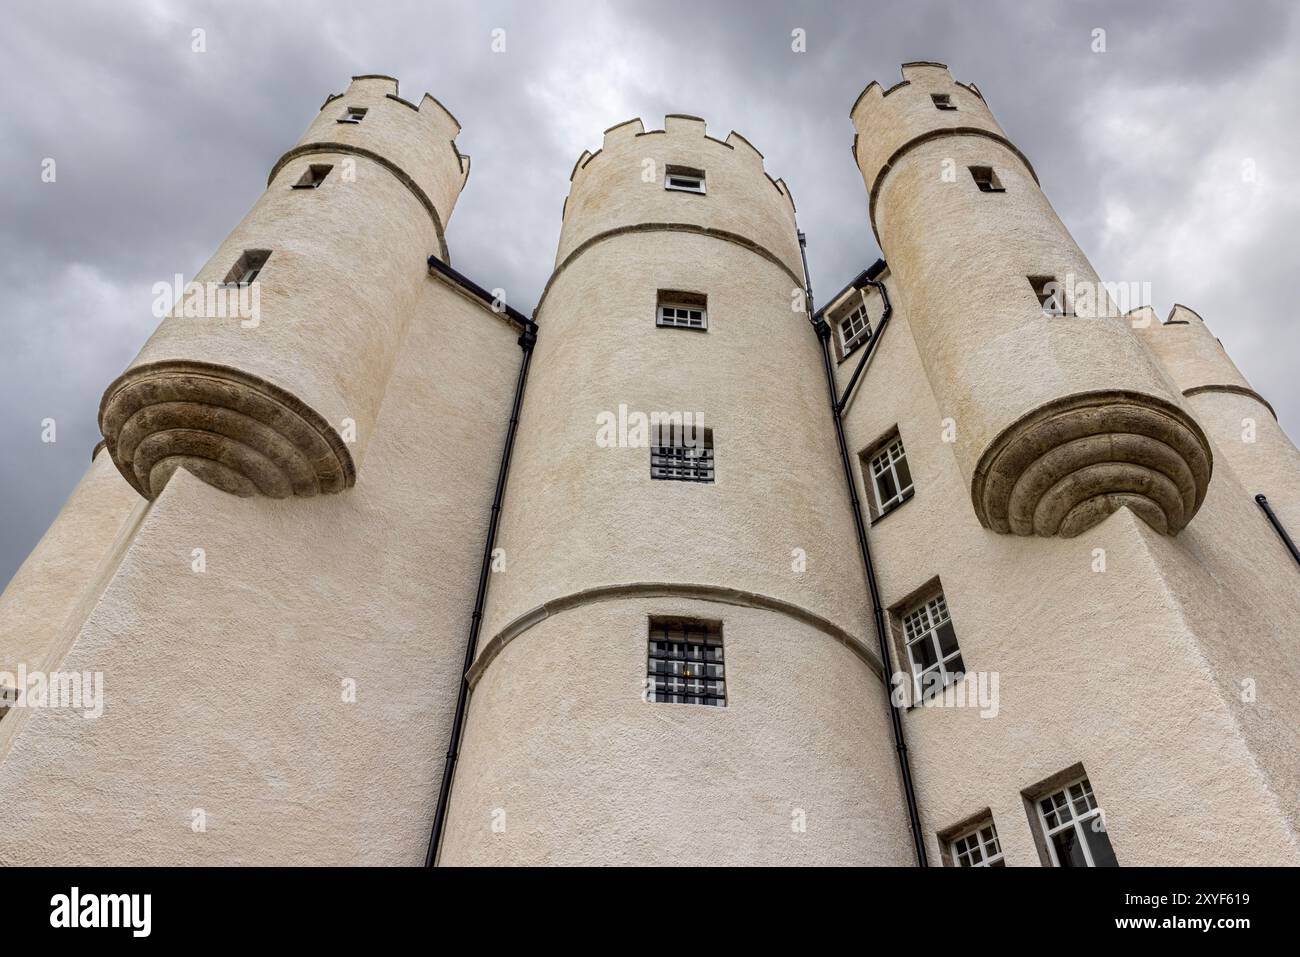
[1131,304,1275,417]
[850,62,1035,241]
[554,114,802,285]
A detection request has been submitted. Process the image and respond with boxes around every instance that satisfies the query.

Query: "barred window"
[868,436,913,514]
[651,425,714,483]
[647,618,725,706]
[902,592,963,696]
[657,290,708,330]
[1036,776,1118,867]
[951,821,1005,867]
[837,301,872,354]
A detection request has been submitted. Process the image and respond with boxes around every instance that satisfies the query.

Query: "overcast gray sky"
[2,0,1297,588]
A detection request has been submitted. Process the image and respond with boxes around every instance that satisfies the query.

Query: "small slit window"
[647,617,725,706]
[969,166,1004,192]
[664,165,706,194]
[657,290,707,330]
[1028,275,1071,316]
[338,106,368,124]
[222,249,270,287]
[292,164,333,189]
[651,424,714,483]
[931,93,957,111]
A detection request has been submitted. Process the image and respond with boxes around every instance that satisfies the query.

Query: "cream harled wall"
[441,116,913,865]
[852,63,1212,539]
[0,79,524,865]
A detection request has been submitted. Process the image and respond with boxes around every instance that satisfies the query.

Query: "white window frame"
[664,169,706,194]
[1036,776,1113,867]
[902,592,962,696]
[837,301,872,354]
[950,822,1005,867]
[657,302,707,330]
[869,438,913,513]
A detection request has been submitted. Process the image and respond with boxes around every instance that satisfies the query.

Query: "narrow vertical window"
[900,591,963,698]
[837,301,872,355]
[650,424,714,483]
[647,617,725,706]
[931,93,957,111]
[865,433,914,518]
[656,290,708,330]
[222,250,271,287]
[292,164,333,189]
[664,165,706,193]
[969,166,1004,192]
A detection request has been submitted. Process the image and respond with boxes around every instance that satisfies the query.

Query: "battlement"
[278,75,471,254]
[557,114,801,280]
[850,62,1032,211]
[566,115,795,212]
[1130,304,1268,413]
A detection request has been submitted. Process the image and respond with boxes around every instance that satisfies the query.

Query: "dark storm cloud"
[2,0,1297,586]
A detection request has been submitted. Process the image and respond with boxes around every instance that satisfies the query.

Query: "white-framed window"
[837,301,872,354]
[1036,776,1118,867]
[338,106,368,124]
[950,822,1005,867]
[902,592,963,696]
[868,437,913,514]
[658,302,707,330]
[664,165,706,193]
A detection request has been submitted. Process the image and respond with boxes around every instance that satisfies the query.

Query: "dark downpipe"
[424,273,538,867]
[799,232,929,867]
[1255,494,1300,569]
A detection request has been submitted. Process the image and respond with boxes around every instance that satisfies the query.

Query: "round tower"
[99,75,469,499]
[1133,304,1300,529]
[851,63,1212,537]
[439,116,912,865]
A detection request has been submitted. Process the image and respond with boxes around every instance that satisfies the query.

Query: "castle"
[1,63,1298,866]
